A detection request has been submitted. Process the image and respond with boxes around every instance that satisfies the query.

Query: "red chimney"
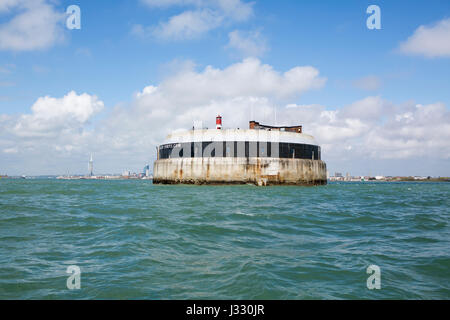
[216,115,222,129]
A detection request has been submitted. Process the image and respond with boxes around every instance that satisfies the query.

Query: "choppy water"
[0,179,449,299]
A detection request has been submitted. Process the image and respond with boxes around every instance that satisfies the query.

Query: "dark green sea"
[0,179,448,299]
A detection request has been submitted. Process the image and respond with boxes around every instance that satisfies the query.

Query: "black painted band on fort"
[158,141,321,160]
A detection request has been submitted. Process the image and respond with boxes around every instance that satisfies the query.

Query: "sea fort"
[153,116,327,186]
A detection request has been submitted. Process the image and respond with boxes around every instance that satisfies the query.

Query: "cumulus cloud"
[279,100,450,161]
[340,96,390,121]
[227,29,268,57]
[9,91,103,139]
[135,0,253,40]
[155,58,326,102]
[1,59,449,175]
[398,18,450,58]
[0,0,65,51]
[365,103,450,159]
[0,90,105,174]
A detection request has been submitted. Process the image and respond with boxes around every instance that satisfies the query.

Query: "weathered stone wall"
[153,158,327,186]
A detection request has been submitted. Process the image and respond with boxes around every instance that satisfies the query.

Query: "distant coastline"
[0,174,153,180]
[56,174,153,180]
[386,177,450,182]
[329,176,450,182]
[0,175,448,182]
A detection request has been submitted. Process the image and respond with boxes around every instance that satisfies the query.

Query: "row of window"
[158,141,321,160]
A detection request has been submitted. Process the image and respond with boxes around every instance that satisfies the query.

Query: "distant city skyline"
[0,0,449,176]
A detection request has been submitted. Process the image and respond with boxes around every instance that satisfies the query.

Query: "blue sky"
[0,0,449,176]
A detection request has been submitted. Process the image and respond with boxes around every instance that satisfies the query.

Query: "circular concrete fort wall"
[153,124,327,186]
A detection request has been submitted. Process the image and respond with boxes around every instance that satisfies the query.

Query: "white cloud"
[11,91,104,138]
[136,0,253,40]
[155,58,326,102]
[365,103,450,159]
[227,30,268,57]
[153,8,223,39]
[0,91,105,175]
[340,96,390,121]
[279,100,450,161]
[398,18,450,58]
[0,0,65,51]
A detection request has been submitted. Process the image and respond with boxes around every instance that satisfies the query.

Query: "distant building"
[122,170,131,177]
[88,154,93,176]
[143,164,150,177]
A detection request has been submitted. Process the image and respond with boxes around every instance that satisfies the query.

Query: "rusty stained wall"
[153,157,327,185]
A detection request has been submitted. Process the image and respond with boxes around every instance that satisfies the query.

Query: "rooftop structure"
[249,120,302,133]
